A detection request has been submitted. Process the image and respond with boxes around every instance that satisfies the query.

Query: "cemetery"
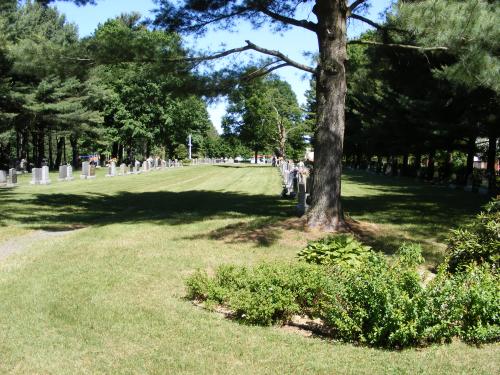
[0,0,498,374]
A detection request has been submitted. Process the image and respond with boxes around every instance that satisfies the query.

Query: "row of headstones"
[278,161,311,215]
[0,168,18,187]
[1,158,183,186]
[191,158,235,165]
[358,163,489,195]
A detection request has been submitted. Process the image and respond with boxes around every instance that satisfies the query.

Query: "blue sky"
[53,0,393,131]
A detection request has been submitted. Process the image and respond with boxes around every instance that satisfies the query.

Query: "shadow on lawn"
[0,170,488,254]
[0,189,294,235]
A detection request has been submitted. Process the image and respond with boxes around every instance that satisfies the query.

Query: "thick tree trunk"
[48,130,54,170]
[21,128,28,162]
[307,0,347,231]
[486,131,497,193]
[465,136,475,181]
[118,143,124,164]
[254,150,258,164]
[70,134,79,168]
[427,150,435,180]
[32,131,37,168]
[36,124,45,168]
[402,153,409,176]
[55,136,65,167]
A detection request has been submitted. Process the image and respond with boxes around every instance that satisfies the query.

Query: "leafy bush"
[186,263,326,325]
[420,265,500,344]
[446,198,499,272]
[297,234,373,269]
[317,246,426,348]
[186,243,499,348]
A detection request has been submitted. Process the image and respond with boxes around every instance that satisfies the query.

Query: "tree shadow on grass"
[0,189,295,237]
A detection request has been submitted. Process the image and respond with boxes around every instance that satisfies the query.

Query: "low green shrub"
[317,246,425,347]
[421,265,500,344]
[446,198,499,272]
[186,263,326,325]
[186,243,499,348]
[297,234,373,269]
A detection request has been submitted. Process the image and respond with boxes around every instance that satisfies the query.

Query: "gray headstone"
[8,168,17,185]
[0,170,6,185]
[59,165,68,180]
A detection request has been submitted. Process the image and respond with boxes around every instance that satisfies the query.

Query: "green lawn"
[0,165,497,374]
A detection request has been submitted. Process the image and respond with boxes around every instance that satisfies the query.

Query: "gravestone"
[67,165,74,180]
[433,170,440,182]
[385,165,392,176]
[128,165,134,175]
[142,161,149,173]
[8,168,17,186]
[58,165,69,181]
[448,173,457,189]
[297,182,308,215]
[478,178,489,195]
[161,160,166,169]
[31,168,41,184]
[106,162,116,177]
[464,175,473,192]
[119,163,126,176]
[80,162,96,179]
[135,161,141,173]
[0,170,6,186]
[40,166,51,184]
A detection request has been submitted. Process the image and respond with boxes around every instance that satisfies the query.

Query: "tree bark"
[402,153,409,176]
[307,0,347,231]
[254,149,258,164]
[70,134,79,168]
[48,130,54,170]
[486,131,497,193]
[36,124,45,168]
[465,136,475,182]
[427,150,435,180]
[55,136,65,167]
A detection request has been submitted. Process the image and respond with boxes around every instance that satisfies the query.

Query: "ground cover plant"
[0,166,498,374]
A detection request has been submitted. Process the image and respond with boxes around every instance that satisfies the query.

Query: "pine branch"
[349,14,383,30]
[244,41,316,74]
[348,40,448,51]
[243,62,290,81]
[349,0,368,13]
[258,7,317,32]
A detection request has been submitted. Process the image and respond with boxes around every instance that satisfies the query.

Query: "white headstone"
[40,166,51,185]
[67,165,74,180]
[106,162,116,177]
[0,170,7,186]
[119,163,126,176]
[80,162,90,179]
[30,168,41,185]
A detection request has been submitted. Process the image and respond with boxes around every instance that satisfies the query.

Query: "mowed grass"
[0,165,497,374]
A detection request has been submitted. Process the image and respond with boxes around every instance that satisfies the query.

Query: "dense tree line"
[0,1,218,170]
[338,1,499,193]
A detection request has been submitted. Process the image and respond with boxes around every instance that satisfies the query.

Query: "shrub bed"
[187,244,499,348]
